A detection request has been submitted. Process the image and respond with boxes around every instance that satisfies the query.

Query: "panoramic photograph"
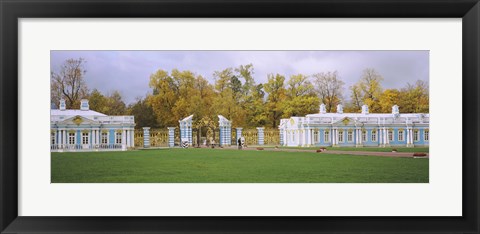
[50,50,429,183]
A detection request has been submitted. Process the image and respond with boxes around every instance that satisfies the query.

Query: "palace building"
[50,99,135,152]
[279,104,429,147]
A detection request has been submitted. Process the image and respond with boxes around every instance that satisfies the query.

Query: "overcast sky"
[50,50,429,104]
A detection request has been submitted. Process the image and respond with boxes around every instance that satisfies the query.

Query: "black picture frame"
[1,0,479,233]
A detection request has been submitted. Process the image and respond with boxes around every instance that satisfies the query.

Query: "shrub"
[316,149,322,153]
[320,147,327,150]
[392,148,398,152]
[413,152,427,157]
[257,147,264,150]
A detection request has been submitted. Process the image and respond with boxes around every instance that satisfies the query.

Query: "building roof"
[50,109,107,117]
[305,113,429,118]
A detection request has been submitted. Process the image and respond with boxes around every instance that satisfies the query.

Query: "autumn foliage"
[51,59,429,129]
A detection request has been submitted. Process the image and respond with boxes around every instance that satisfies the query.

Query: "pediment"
[58,115,99,126]
[332,117,362,126]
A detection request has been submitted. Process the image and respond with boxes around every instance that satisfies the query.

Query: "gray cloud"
[51,50,429,104]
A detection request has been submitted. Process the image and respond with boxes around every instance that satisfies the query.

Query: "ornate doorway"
[179,114,231,147]
[192,116,219,147]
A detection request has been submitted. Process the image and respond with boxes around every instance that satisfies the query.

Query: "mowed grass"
[276,146,429,153]
[51,148,428,183]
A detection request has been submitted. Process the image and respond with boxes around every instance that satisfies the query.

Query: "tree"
[264,74,287,128]
[378,89,400,113]
[246,83,267,126]
[398,80,429,113]
[235,64,267,127]
[211,68,246,126]
[283,74,319,117]
[352,68,384,112]
[147,69,179,127]
[106,91,127,115]
[88,89,108,113]
[88,89,127,115]
[127,97,159,129]
[348,84,363,112]
[51,58,89,108]
[312,71,345,112]
[235,64,255,97]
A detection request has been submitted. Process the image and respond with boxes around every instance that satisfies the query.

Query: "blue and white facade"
[179,115,193,146]
[218,115,232,146]
[279,104,429,147]
[50,99,136,152]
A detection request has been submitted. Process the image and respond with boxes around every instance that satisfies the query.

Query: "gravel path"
[216,146,428,158]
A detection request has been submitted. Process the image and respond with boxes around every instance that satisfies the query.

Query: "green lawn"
[275,146,429,153]
[51,148,429,183]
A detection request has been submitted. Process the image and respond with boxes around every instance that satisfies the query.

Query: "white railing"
[51,144,124,152]
[50,115,135,124]
[95,116,135,124]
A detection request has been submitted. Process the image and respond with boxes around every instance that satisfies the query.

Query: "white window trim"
[347,131,353,142]
[362,131,367,142]
[371,131,377,142]
[424,130,429,141]
[388,130,394,142]
[101,132,109,144]
[398,130,404,141]
[116,132,123,144]
[324,131,330,143]
[313,130,319,143]
[414,130,420,142]
[82,132,89,145]
[338,131,344,143]
[68,132,76,145]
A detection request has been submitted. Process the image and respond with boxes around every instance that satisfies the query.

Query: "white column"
[357,129,359,145]
[335,129,338,145]
[410,128,413,145]
[333,128,337,146]
[312,129,315,145]
[386,128,390,145]
[331,129,334,145]
[306,129,310,145]
[301,129,305,146]
[410,129,414,147]
[378,128,382,146]
[303,129,307,146]
[355,129,359,145]
[406,127,410,146]
[306,128,311,146]
[63,130,67,146]
[331,129,335,145]
[383,128,386,145]
[57,130,61,147]
[122,130,127,144]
